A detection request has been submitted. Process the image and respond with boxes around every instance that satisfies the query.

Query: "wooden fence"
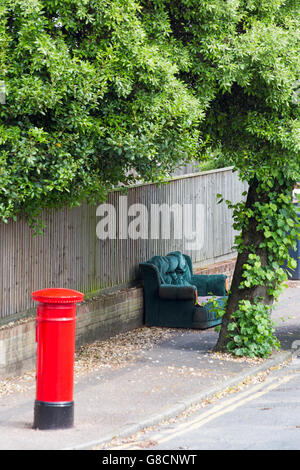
[0,167,247,322]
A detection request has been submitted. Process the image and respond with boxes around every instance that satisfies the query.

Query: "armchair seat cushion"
[159,284,197,301]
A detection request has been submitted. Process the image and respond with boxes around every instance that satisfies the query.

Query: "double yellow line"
[111,374,294,450]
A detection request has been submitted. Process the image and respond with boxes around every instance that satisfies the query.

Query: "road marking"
[148,376,279,439]
[109,374,294,449]
[156,375,294,445]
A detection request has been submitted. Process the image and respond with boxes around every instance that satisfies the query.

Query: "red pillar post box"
[32,288,84,430]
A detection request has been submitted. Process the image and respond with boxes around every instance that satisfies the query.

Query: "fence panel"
[0,167,247,321]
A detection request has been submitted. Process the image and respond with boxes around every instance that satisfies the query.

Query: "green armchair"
[139,251,227,330]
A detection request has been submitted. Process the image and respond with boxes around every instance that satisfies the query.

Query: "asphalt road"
[110,354,300,451]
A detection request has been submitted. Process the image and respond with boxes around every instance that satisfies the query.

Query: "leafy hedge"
[0,0,201,223]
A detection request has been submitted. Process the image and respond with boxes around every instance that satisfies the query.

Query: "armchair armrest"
[139,262,161,286]
[159,284,197,302]
[191,274,227,296]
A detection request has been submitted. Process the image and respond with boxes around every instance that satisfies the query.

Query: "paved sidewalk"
[0,284,299,450]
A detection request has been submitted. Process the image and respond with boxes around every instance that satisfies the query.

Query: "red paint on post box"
[32,287,84,304]
[32,288,84,429]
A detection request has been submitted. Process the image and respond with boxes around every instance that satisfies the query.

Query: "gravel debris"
[164,365,211,378]
[0,315,35,332]
[208,351,264,365]
[287,280,300,288]
[0,326,178,398]
[74,326,177,376]
[0,371,36,397]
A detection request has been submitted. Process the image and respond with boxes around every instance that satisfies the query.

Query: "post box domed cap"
[32,288,84,303]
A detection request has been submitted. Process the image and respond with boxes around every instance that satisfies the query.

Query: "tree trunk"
[214,178,274,352]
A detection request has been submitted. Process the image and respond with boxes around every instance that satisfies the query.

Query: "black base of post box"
[33,400,74,430]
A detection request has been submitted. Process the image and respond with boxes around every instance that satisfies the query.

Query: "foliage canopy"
[0,0,201,222]
[0,1,299,223]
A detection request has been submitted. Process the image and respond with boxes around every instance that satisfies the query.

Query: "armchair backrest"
[144,255,173,284]
[167,251,193,284]
[140,251,194,287]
